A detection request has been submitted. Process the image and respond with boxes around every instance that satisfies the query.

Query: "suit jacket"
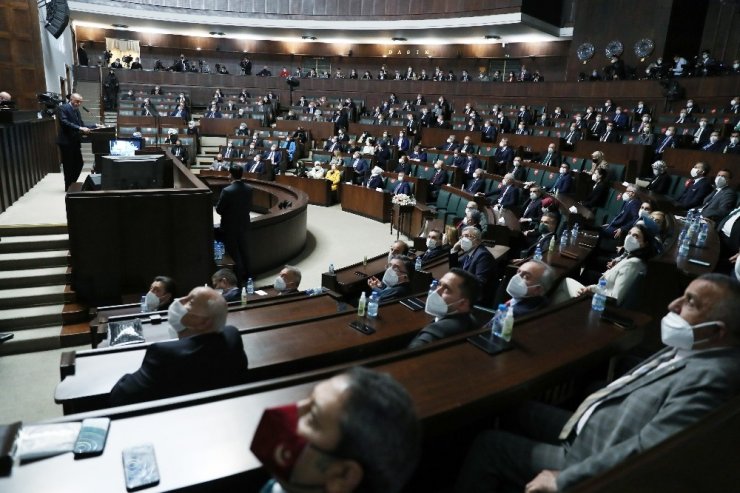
[481,125,498,142]
[420,245,450,264]
[701,141,724,153]
[374,283,411,302]
[488,185,520,209]
[678,178,713,209]
[216,181,252,232]
[589,121,606,139]
[646,173,671,195]
[247,161,265,174]
[396,137,411,152]
[57,103,88,146]
[512,166,527,182]
[493,146,514,166]
[109,326,250,406]
[366,175,384,189]
[510,295,548,318]
[407,313,477,349]
[539,151,561,167]
[558,347,740,490]
[551,173,574,194]
[392,180,411,195]
[459,143,478,154]
[525,232,555,257]
[564,129,582,146]
[223,147,242,159]
[430,169,448,189]
[606,198,641,233]
[701,187,737,222]
[449,245,498,305]
[717,209,740,251]
[611,113,629,130]
[654,135,676,155]
[723,143,740,154]
[171,145,188,163]
[521,198,543,221]
[465,178,486,194]
[582,181,609,209]
[462,157,482,177]
[408,150,427,163]
[600,130,619,143]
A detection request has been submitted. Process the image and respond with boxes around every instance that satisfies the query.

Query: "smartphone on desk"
[73,417,110,458]
[122,444,160,491]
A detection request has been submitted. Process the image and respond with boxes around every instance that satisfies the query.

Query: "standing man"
[58,93,97,191]
[216,166,253,285]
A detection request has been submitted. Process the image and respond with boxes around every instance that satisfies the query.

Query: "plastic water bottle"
[415,256,423,271]
[548,235,556,252]
[686,220,698,245]
[329,263,335,275]
[247,278,255,294]
[492,303,507,337]
[357,292,367,317]
[428,279,438,297]
[559,232,569,253]
[591,278,607,312]
[571,223,579,245]
[367,292,379,318]
[678,237,690,257]
[501,305,515,342]
[534,245,543,261]
[241,287,247,305]
[140,295,147,313]
[696,222,708,248]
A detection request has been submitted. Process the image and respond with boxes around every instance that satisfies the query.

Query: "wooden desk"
[56,295,433,414]
[322,252,387,298]
[5,298,645,492]
[339,182,392,222]
[275,174,332,206]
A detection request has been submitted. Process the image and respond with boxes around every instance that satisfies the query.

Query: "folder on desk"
[108,319,146,347]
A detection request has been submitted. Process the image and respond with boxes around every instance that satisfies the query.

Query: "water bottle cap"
[498,304,507,310]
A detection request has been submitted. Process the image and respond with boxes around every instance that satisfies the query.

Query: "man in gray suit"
[455,273,740,492]
[699,169,737,223]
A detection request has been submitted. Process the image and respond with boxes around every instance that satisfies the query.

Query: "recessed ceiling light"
[111,23,128,28]
[302,35,317,40]
[485,35,501,40]
[209,31,225,36]
[392,37,407,42]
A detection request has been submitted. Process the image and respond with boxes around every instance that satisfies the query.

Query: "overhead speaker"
[44,0,70,39]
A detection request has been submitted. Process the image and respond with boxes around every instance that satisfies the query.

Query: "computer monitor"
[101,154,168,190]
[109,138,143,157]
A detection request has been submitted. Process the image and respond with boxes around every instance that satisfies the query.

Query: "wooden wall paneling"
[0,128,10,212]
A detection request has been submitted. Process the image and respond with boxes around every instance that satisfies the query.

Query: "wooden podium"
[82,126,115,172]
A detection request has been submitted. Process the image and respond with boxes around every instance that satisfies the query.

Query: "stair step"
[0,250,69,270]
[0,285,70,309]
[0,224,67,237]
[0,266,69,289]
[0,237,69,254]
[0,326,62,355]
[62,302,89,325]
[0,305,63,330]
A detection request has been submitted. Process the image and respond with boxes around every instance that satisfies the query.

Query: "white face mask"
[426,238,438,249]
[382,267,401,287]
[559,168,567,175]
[735,255,740,281]
[465,208,474,218]
[660,312,718,350]
[506,274,532,299]
[623,192,633,201]
[639,208,651,219]
[715,176,727,188]
[145,291,161,311]
[690,168,700,178]
[273,276,287,291]
[623,234,641,253]
[665,131,673,136]
[460,237,474,252]
[167,298,188,334]
[710,136,718,143]
[732,138,739,145]
[424,290,460,318]
[529,192,538,200]
[653,169,661,176]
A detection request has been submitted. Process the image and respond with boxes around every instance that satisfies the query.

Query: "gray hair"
[699,274,740,337]
[530,259,555,292]
[462,226,482,241]
[282,265,302,287]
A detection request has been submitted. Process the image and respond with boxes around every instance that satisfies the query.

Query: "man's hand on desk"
[525,470,560,493]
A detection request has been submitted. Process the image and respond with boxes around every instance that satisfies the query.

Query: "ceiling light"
[111,23,128,29]
[209,31,225,36]
[485,35,501,40]
[302,35,317,40]
[392,37,407,42]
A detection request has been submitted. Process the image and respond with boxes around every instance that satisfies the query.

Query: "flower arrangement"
[391,194,416,206]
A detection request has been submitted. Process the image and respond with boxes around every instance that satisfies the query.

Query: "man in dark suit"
[678,162,714,210]
[459,137,477,155]
[700,170,737,222]
[438,135,459,152]
[407,268,479,348]
[517,106,533,125]
[588,115,606,140]
[646,160,672,195]
[419,229,449,264]
[515,212,558,260]
[512,158,527,182]
[58,93,98,191]
[430,160,449,198]
[481,120,498,143]
[350,151,369,185]
[692,118,712,148]
[216,166,252,283]
[519,187,544,230]
[611,107,629,131]
[483,173,520,210]
[493,138,514,175]
[723,132,739,154]
[563,123,582,150]
[654,127,677,158]
[504,260,554,317]
[701,132,724,153]
[448,226,498,306]
[455,274,740,493]
[109,286,249,406]
[408,145,427,164]
[169,103,189,120]
[538,143,561,167]
[391,173,412,196]
[223,142,242,160]
[550,163,574,194]
[465,169,487,195]
[170,140,188,164]
[601,185,641,239]
[395,156,412,175]
[599,122,619,143]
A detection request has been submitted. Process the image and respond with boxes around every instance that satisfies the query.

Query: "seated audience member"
[634,124,655,145]
[654,126,677,158]
[307,161,326,179]
[395,155,412,175]
[483,173,520,210]
[692,118,712,149]
[699,169,737,222]
[511,157,527,182]
[143,276,176,311]
[493,138,515,174]
[349,151,369,185]
[701,131,724,153]
[550,163,574,194]
[109,287,249,406]
[170,140,188,163]
[408,144,427,163]
[466,168,486,195]
[391,172,412,195]
[601,185,641,240]
[516,212,558,261]
[723,132,739,154]
[211,268,240,302]
[563,123,582,150]
[519,187,544,229]
[505,260,555,316]
[581,224,653,305]
[366,166,384,189]
[538,143,561,167]
[438,135,460,151]
[586,151,609,175]
[455,273,740,493]
[581,167,610,210]
[325,162,342,192]
[449,226,498,305]
[387,240,410,260]
[273,265,302,295]
[646,160,671,195]
[252,367,421,493]
[461,153,483,179]
[419,229,449,263]
[367,255,413,302]
[678,162,713,210]
[408,268,479,348]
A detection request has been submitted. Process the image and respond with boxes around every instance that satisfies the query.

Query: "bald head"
[178,286,228,337]
[0,92,11,103]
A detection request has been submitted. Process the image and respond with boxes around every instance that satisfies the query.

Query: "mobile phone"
[349,320,376,335]
[399,298,424,311]
[122,444,160,491]
[73,417,111,458]
[687,258,711,267]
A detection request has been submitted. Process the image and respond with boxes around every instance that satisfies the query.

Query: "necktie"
[543,153,551,165]
[559,349,677,440]
[657,137,670,153]
[601,132,609,142]
[703,142,713,150]
[268,152,275,162]
[462,253,472,270]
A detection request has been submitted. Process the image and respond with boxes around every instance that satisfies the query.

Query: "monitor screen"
[101,154,168,190]
[109,139,143,157]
